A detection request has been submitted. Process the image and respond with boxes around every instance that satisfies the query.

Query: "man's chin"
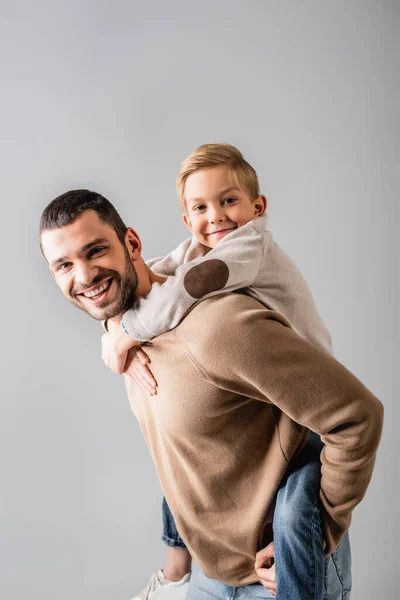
[69,297,122,321]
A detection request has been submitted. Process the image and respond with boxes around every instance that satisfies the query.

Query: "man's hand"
[255,541,276,596]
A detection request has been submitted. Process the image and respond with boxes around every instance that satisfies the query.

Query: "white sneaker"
[130,570,190,600]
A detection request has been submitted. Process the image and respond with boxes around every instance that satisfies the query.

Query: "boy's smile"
[182,166,266,248]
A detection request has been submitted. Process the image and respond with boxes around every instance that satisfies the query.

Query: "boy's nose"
[209,208,225,223]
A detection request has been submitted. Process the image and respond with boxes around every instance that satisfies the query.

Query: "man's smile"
[76,277,114,305]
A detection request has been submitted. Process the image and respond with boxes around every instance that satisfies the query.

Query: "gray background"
[0,1,398,598]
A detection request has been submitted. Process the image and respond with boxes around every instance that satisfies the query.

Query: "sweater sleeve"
[144,237,197,276]
[121,222,266,341]
[185,296,384,556]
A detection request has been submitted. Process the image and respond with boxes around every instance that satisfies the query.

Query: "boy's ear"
[125,227,142,260]
[182,213,194,233]
[254,195,267,217]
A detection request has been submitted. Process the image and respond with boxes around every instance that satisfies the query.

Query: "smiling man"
[40,189,383,600]
[41,193,165,322]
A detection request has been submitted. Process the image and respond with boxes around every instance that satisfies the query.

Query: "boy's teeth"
[83,280,110,298]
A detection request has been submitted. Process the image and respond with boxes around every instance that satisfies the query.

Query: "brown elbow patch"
[183,259,230,299]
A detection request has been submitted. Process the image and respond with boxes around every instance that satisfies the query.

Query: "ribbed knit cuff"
[121,310,152,342]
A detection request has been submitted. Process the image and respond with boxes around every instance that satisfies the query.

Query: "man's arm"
[121,221,266,342]
[181,294,384,556]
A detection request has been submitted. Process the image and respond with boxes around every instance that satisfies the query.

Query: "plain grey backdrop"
[0,1,398,598]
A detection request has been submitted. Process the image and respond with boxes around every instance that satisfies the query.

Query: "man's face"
[41,210,139,321]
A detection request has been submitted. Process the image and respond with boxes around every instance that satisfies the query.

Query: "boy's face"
[41,209,140,321]
[182,166,266,248]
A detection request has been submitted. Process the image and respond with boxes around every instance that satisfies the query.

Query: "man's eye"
[89,247,105,257]
[59,263,71,271]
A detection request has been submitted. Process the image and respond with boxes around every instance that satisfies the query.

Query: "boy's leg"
[273,431,325,600]
[130,498,192,599]
[161,497,192,581]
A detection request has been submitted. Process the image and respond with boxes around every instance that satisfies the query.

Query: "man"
[40,189,383,599]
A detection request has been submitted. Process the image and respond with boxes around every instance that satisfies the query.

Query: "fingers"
[127,371,140,387]
[256,564,277,595]
[255,541,276,595]
[134,348,150,365]
[114,354,128,375]
[126,359,157,395]
[255,541,274,568]
[101,335,157,395]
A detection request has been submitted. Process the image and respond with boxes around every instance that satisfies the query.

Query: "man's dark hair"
[39,189,127,252]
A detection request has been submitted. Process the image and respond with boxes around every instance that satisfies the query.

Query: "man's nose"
[74,261,99,286]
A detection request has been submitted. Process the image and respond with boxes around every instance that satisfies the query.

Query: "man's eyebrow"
[80,238,109,253]
[50,238,109,267]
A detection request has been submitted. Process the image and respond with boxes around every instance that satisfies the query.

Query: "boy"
[102,144,333,600]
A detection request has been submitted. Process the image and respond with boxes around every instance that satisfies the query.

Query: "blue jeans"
[187,533,351,599]
[273,431,327,599]
[162,496,187,549]
[162,433,351,599]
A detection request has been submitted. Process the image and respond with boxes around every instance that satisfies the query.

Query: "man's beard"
[69,247,139,321]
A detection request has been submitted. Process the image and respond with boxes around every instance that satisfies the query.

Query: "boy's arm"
[121,222,266,341]
[144,236,204,275]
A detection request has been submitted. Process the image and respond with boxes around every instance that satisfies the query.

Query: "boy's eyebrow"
[50,238,109,267]
[218,186,241,197]
[188,186,241,204]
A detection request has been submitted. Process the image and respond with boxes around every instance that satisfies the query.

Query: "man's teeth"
[83,280,110,298]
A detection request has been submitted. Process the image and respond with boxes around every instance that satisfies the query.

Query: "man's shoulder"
[172,293,291,346]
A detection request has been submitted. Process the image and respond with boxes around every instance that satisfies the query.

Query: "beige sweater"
[124,294,383,586]
[122,216,332,355]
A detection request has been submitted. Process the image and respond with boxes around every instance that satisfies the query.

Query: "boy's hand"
[101,318,139,375]
[102,318,158,395]
[255,541,276,595]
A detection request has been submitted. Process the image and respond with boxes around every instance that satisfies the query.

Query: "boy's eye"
[193,205,206,212]
[223,197,237,205]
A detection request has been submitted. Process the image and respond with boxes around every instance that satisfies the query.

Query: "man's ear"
[182,213,194,233]
[125,228,142,260]
[254,195,267,217]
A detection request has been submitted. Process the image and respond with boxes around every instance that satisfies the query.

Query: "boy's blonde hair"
[177,143,260,208]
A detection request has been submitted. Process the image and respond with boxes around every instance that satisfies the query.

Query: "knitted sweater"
[124,293,383,586]
[121,216,332,354]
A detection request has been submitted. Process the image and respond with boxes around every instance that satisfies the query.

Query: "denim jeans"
[273,431,327,599]
[187,533,351,599]
[162,433,351,599]
[162,496,187,549]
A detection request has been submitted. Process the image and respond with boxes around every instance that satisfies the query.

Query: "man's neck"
[110,260,166,326]
[135,259,166,298]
